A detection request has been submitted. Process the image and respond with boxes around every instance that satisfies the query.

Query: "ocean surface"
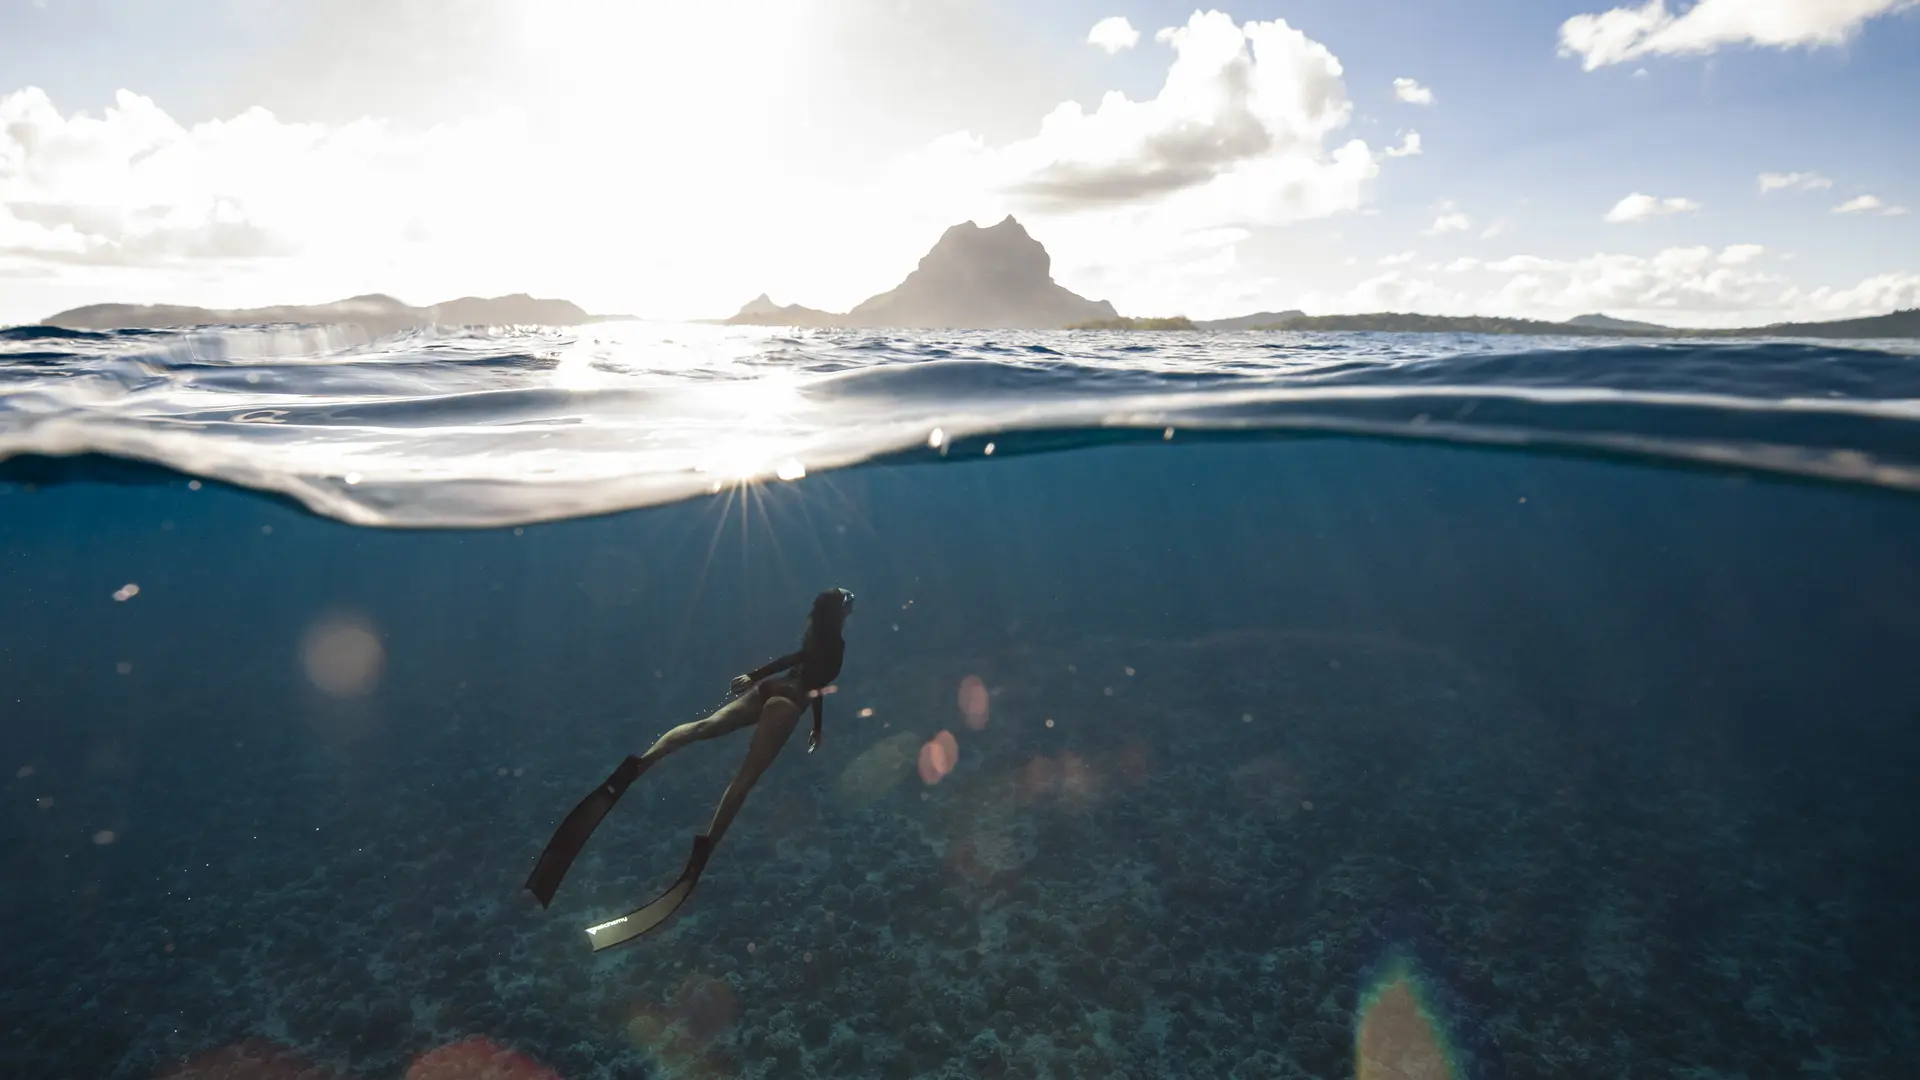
[2,321,1918,1080]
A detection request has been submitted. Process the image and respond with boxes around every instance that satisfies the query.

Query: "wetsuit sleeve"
[731,651,800,694]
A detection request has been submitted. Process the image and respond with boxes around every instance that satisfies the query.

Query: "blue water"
[2,323,1918,1079]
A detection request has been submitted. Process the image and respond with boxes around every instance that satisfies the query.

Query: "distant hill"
[1197,310,1307,331]
[1068,316,1198,330]
[1566,313,1671,332]
[724,216,1117,330]
[41,293,613,333]
[1698,308,1920,339]
[724,293,841,328]
[1215,309,1920,339]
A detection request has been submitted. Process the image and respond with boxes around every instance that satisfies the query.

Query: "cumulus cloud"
[1392,77,1434,105]
[1384,131,1422,158]
[1379,250,1417,266]
[1785,273,1920,316]
[1605,192,1701,222]
[1833,194,1910,215]
[1758,171,1832,193]
[991,10,1378,217]
[1423,210,1471,235]
[1088,16,1142,53]
[1559,0,1920,71]
[1296,243,1919,326]
[1466,245,1787,322]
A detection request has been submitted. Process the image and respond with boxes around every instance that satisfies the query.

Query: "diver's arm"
[808,695,823,753]
[730,652,800,695]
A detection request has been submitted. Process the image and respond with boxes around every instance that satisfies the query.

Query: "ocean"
[2,321,1917,1080]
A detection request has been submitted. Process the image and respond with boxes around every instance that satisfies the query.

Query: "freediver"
[523,587,855,951]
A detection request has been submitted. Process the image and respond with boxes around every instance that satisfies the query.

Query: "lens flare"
[918,729,959,785]
[1355,958,1462,1080]
[301,613,385,697]
[958,674,989,730]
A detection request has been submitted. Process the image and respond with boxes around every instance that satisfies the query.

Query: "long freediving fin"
[583,834,715,952]
[525,754,647,909]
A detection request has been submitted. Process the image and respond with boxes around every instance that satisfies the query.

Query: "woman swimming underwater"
[524,587,855,951]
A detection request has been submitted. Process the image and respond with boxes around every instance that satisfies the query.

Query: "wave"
[2,321,1917,527]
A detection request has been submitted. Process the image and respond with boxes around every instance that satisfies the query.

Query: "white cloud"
[1480,219,1513,239]
[1424,211,1471,235]
[1384,130,1422,158]
[1785,273,1920,316]
[1286,243,1918,326]
[1758,171,1832,193]
[1379,250,1418,266]
[1560,0,1920,71]
[1392,77,1434,105]
[985,11,1378,218]
[1087,16,1142,53]
[1833,194,1910,215]
[1604,192,1701,222]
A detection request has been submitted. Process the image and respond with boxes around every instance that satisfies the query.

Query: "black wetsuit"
[732,587,850,751]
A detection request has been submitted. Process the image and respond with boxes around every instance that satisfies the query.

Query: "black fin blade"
[524,755,645,909]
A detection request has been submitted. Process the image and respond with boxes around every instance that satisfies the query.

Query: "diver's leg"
[582,695,805,951]
[638,687,765,767]
[702,694,803,849]
[527,689,766,907]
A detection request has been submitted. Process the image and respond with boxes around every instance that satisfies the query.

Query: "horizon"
[3,1,1917,330]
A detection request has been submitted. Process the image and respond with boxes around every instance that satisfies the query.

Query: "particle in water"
[513,767,525,777]
[1242,713,1253,723]
[1124,666,1135,676]
[1163,427,1175,440]
[984,442,996,455]
[15,765,34,779]
[116,661,133,675]
[187,480,202,491]
[92,830,116,845]
[927,427,946,448]
[260,525,273,535]
[112,583,140,602]
[858,707,874,718]
[1044,718,1055,728]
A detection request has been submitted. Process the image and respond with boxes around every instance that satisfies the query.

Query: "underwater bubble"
[301,613,385,697]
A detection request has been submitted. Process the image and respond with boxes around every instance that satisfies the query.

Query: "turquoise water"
[3,323,1918,1079]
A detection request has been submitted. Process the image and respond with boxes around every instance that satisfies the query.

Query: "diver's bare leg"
[580,696,803,951]
[526,688,766,907]
[638,687,765,767]
[703,695,802,848]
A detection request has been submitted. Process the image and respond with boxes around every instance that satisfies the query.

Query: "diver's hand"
[729,674,753,696]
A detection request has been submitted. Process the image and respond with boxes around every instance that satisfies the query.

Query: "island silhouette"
[32,217,1919,339]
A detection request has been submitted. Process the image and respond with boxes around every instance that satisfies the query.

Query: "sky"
[1,0,1917,328]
